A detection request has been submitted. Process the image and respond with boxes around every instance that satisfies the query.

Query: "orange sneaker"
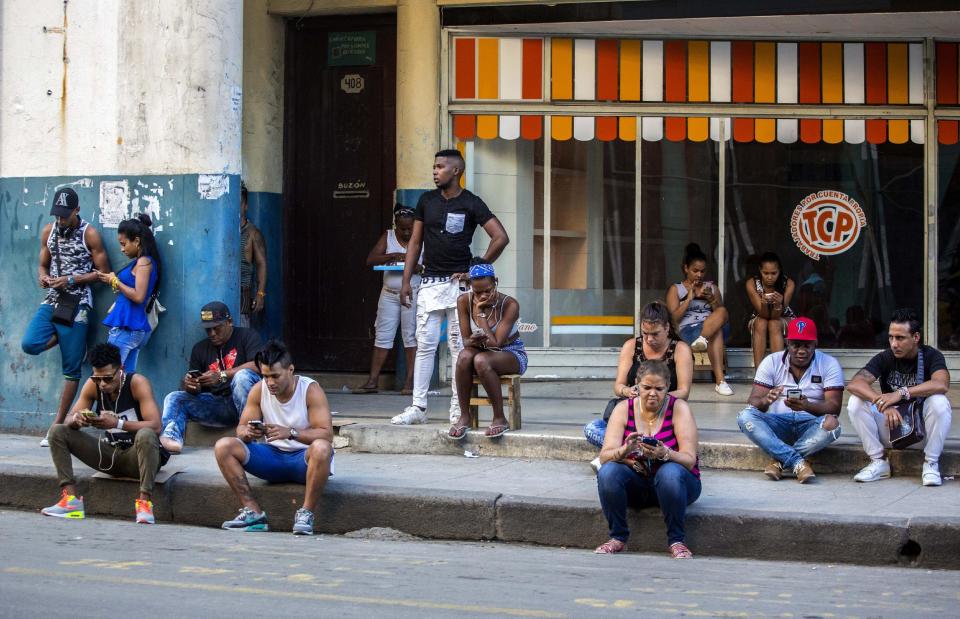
[135,499,155,524]
[41,490,85,519]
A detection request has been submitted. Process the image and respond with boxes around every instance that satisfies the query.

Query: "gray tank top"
[674,282,713,329]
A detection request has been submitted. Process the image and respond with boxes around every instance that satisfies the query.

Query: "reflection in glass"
[937,143,960,350]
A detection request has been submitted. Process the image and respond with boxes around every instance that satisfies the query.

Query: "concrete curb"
[2,464,957,569]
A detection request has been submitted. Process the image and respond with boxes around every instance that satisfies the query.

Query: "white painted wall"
[0,0,243,177]
[242,0,284,194]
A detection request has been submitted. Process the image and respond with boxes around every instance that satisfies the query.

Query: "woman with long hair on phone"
[594,361,701,558]
[448,257,526,440]
[746,251,796,369]
[666,243,733,396]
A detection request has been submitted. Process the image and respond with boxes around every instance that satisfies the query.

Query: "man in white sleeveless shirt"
[214,340,334,535]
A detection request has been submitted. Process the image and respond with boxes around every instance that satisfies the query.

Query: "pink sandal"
[594,539,626,554]
[669,541,693,559]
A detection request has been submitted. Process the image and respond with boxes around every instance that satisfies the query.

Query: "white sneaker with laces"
[39,438,49,448]
[590,457,602,474]
[714,381,734,396]
[922,461,942,487]
[691,336,708,352]
[391,406,428,425]
[853,459,891,482]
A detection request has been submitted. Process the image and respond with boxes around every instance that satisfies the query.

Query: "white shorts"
[374,286,417,348]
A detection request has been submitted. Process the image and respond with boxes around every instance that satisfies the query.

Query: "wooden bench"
[469,374,522,430]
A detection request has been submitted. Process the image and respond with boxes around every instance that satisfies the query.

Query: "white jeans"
[374,287,417,348]
[847,394,953,464]
[412,280,464,412]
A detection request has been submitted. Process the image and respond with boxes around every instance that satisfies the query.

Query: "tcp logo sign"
[790,191,867,261]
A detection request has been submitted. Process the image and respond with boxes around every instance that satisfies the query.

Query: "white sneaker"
[391,406,428,425]
[691,336,708,352]
[714,381,734,396]
[39,438,49,448]
[590,457,602,474]
[922,462,942,487]
[854,459,891,482]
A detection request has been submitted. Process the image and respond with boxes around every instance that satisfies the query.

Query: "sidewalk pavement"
[2,433,958,569]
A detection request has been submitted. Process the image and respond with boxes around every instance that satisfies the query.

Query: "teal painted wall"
[0,174,241,432]
[245,190,283,342]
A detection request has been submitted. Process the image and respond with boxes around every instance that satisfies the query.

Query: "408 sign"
[790,190,867,261]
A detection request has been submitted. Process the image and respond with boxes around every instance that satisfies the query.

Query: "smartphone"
[187,369,202,378]
[248,420,264,429]
[80,408,99,418]
[786,388,803,400]
[640,436,659,446]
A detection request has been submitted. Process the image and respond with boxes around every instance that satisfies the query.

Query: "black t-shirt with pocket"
[189,327,263,397]
[414,188,495,277]
[863,345,948,393]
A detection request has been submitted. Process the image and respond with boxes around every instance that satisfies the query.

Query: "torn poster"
[198,174,229,200]
[99,180,130,228]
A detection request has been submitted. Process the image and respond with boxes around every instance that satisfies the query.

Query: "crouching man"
[42,343,167,523]
[214,340,334,534]
[737,317,844,483]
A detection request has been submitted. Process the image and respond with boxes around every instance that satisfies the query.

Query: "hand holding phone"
[786,388,803,400]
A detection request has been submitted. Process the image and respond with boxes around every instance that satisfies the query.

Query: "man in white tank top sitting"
[214,340,334,535]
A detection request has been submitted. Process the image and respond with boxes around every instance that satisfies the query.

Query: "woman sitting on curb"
[595,361,701,558]
[583,301,693,471]
[448,258,527,440]
[746,251,795,369]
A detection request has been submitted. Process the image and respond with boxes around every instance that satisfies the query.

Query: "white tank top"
[259,375,315,452]
[384,229,422,290]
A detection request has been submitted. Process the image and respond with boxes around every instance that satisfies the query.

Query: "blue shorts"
[679,321,731,345]
[242,442,335,484]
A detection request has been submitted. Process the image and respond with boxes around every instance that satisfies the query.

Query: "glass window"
[724,138,924,350]
[937,141,960,350]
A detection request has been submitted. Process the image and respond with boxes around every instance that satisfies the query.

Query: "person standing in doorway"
[354,204,422,395]
[394,150,510,425]
[239,183,268,329]
[22,188,111,447]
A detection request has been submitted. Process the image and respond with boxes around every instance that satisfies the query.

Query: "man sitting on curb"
[160,301,262,453]
[42,343,168,523]
[214,340,334,535]
[847,308,952,486]
[737,317,843,483]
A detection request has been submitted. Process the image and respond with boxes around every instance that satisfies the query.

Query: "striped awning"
[450,37,960,145]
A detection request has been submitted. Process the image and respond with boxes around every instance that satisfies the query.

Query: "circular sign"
[790,191,867,261]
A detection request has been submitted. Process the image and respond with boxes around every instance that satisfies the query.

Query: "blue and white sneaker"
[292,508,314,535]
[222,507,269,532]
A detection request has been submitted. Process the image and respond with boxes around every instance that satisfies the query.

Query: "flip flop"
[485,423,509,438]
[447,424,470,441]
[351,387,379,394]
[400,388,413,396]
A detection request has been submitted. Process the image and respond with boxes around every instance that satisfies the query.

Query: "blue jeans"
[736,406,841,469]
[584,418,607,448]
[21,303,91,380]
[107,327,151,373]
[160,368,260,444]
[597,461,702,545]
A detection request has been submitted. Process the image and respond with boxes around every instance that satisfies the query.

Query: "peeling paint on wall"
[198,174,229,199]
[99,180,129,228]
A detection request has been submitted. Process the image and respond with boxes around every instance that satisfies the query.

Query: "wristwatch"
[219,370,228,383]
[67,276,75,286]
[289,427,299,440]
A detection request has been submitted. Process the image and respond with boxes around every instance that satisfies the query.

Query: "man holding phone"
[736,317,844,483]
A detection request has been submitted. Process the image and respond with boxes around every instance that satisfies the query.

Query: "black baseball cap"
[50,188,79,217]
[200,301,232,325]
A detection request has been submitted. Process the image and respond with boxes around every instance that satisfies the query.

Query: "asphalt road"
[1,509,957,618]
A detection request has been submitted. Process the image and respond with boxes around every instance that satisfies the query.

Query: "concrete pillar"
[396,0,439,194]
[0,0,244,430]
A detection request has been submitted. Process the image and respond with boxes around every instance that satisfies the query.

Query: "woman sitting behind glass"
[595,360,701,558]
[745,251,795,368]
[448,258,527,441]
[666,242,733,396]
[584,301,693,454]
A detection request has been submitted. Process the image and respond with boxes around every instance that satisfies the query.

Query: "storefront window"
[724,138,924,350]
[937,141,960,350]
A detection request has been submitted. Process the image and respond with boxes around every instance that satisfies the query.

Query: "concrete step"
[2,434,957,570]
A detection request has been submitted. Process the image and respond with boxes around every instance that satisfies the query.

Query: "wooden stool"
[469,374,522,430]
[693,351,711,370]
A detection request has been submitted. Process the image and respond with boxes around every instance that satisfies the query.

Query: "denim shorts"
[679,321,731,345]
[502,339,528,375]
[242,443,335,484]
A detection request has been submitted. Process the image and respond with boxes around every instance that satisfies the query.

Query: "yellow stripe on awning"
[551,315,633,325]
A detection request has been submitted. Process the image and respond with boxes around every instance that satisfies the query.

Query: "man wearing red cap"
[737,317,844,483]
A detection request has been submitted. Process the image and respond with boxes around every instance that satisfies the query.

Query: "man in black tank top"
[42,343,166,525]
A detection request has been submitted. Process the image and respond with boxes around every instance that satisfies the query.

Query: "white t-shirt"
[754,349,844,414]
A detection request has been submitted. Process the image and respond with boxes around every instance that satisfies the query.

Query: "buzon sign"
[790,191,867,261]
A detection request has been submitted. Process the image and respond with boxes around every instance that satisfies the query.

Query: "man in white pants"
[394,150,509,425]
[846,308,952,486]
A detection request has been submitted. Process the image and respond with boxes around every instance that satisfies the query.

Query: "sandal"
[594,539,626,554]
[485,424,509,438]
[351,386,378,394]
[669,541,693,559]
[400,388,413,396]
[447,424,470,441]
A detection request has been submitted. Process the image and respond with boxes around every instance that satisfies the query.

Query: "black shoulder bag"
[50,230,81,327]
[890,350,926,450]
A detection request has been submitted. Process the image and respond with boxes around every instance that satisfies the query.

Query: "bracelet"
[659,448,670,462]
[256,290,266,297]
[116,418,125,431]
[899,386,910,400]
[110,275,120,293]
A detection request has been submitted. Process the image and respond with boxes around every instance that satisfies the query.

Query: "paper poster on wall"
[791,190,867,261]
[328,31,376,66]
[198,175,229,200]
[99,180,129,228]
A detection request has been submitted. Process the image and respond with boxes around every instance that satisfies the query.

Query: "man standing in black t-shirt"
[160,301,263,453]
[847,308,952,486]
[394,150,509,425]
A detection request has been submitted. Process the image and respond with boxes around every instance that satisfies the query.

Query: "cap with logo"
[786,317,818,341]
[200,301,232,325]
[50,188,79,218]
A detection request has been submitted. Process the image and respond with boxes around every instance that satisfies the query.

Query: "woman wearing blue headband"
[449,257,527,440]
